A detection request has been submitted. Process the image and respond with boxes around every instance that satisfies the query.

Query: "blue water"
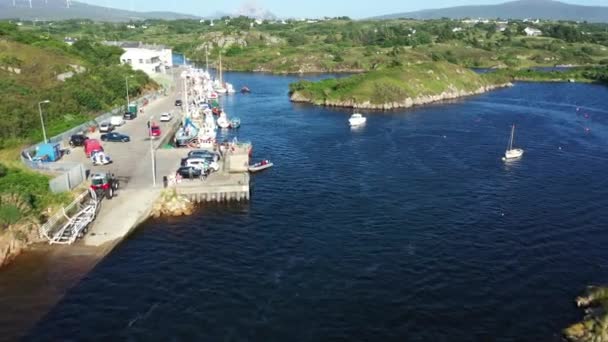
[25,75,608,341]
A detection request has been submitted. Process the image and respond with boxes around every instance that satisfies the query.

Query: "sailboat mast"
[219,52,223,84]
[509,125,515,150]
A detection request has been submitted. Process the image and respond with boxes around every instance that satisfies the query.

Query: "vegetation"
[0,22,155,148]
[564,286,608,342]
[289,62,509,107]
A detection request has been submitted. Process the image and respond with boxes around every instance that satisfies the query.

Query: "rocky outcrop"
[564,286,608,342]
[151,190,195,218]
[290,83,513,110]
[0,222,42,269]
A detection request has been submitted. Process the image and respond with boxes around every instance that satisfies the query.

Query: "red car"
[150,124,161,138]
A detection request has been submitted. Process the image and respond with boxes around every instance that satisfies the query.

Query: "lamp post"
[148,117,157,187]
[125,75,133,111]
[38,100,50,143]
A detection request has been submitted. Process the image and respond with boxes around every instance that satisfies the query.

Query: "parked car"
[99,122,113,133]
[160,112,173,122]
[110,115,125,127]
[181,157,220,172]
[69,134,88,147]
[187,150,220,162]
[176,166,205,179]
[123,111,137,120]
[84,139,103,157]
[101,132,130,142]
[150,124,161,138]
[175,99,183,107]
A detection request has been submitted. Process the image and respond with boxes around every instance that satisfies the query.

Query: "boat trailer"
[39,189,100,245]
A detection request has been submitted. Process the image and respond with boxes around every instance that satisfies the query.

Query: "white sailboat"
[503,124,524,161]
[214,53,227,94]
[217,111,231,129]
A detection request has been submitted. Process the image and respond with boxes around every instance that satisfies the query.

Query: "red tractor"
[90,172,119,199]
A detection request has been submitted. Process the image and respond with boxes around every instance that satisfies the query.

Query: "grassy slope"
[289,62,504,105]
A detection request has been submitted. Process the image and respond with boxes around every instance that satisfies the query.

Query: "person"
[188,167,193,179]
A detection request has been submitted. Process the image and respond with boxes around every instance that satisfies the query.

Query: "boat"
[226,83,236,94]
[503,124,524,161]
[217,112,230,129]
[175,118,199,147]
[348,113,367,126]
[241,86,251,93]
[248,160,273,172]
[230,118,241,129]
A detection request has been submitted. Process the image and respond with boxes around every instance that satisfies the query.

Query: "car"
[90,172,119,199]
[181,157,220,172]
[176,166,205,179]
[99,122,114,133]
[175,99,183,107]
[150,125,161,138]
[110,115,125,127]
[160,112,173,122]
[187,150,220,162]
[69,134,88,147]
[123,111,137,120]
[101,132,130,142]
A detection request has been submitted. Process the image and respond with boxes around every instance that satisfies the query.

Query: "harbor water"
[9,73,608,340]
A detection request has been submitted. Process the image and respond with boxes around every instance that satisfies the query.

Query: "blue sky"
[83,0,608,18]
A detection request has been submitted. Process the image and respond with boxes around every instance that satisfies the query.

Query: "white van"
[110,115,125,127]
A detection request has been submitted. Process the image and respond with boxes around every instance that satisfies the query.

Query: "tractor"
[90,172,119,199]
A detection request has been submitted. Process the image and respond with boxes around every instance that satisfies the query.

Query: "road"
[61,67,185,246]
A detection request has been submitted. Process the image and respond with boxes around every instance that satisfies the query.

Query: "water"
[18,75,608,340]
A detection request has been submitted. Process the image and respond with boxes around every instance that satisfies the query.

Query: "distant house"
[120,49,163,75]
[106,41,173,75]
[497,23,508,32]
[524,27,542,37]
[255,19,263,25]
[63,37,78,46]
[452,27,463,33]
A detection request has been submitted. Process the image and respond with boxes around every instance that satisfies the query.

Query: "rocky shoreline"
[290,83,513,110]
[564,286,608,342]
[0,222,42,269]
[151,190,195,218]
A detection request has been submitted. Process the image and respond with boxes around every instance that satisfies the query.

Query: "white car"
[99,122,113,133]
[183,158,219,172]
[110,115,125,127]
[160,112,173,122]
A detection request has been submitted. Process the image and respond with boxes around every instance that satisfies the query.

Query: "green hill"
[289,62,511,110]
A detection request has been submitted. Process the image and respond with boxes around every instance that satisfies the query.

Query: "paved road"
[59,67,186,246]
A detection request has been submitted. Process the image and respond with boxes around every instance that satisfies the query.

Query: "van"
[84,139,103,157]
[110,115,125,127]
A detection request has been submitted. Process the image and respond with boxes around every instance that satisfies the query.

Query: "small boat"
[217,112,230,129]
[230,118,241,129]
[226,83,236,94]
[349,113,367,126]
[248,160,273,172]
[241,86,251,93]
[503,124,524,161]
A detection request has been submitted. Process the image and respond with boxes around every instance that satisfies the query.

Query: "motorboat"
[226,83,236,94]
[348,113,367,126]
[175,118,199,147]
[230,118,241,129]
[241,86,251,93]
[503,124,524,161]
[217,112,231,129]
[248,160,273,173]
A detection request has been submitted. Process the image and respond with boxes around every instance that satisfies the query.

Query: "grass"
[289,62,500,105]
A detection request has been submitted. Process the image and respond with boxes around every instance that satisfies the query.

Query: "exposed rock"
[151,190,195,218]
[564,286,608,342]
[290,83,513,110]
[0,222,42,269]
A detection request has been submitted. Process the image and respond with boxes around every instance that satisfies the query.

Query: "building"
[524,27,542,37]
[104,41,173,75]
[63,37,78,45]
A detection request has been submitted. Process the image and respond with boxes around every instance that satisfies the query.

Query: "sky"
[81,0,608,18]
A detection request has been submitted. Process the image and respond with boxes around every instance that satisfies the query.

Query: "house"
[120,49,163,75]
[497,23,508,32]
[105,41,173,73]
[452,27,463,33]
[63,36,78,45]
[524,27,542,37]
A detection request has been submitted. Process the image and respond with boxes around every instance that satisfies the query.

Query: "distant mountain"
[374,0,608,22]
[0,0,199,22]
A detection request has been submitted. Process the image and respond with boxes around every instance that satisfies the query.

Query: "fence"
[21,91,161,193]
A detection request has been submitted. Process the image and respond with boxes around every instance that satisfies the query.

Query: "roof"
[121,49,161,60]
[104,41,169,50]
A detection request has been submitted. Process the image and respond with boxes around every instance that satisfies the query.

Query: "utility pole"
[148,118,156,187]
[38,100,50,143]
[125,76,131,110]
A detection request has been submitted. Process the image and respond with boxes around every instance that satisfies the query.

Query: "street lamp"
[125,75,134,110]
[38,100,50,143]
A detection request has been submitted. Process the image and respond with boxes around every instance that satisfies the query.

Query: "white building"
[452,27,463,32]
[105,41,173,75]
[120,49,163,75]
[524,27,542,37]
